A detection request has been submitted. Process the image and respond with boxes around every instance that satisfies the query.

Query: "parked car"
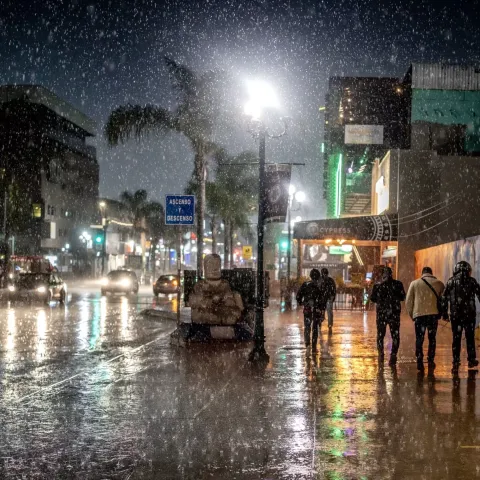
[8,272,67,304]
[101,270,139,295]
[153,274,180,296]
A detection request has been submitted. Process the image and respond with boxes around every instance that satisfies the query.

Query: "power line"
[399,212,457,238]
[398,197,460,225]
[398,193,462,221]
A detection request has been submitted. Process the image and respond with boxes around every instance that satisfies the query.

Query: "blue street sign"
[165,195,195,225]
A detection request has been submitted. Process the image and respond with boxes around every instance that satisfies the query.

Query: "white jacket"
[406,274,445,319]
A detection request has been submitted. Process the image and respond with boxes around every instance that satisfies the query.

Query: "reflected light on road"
[6,308,16,363]
[78,302,90,349]
[36,309,47,361]
[100,296,107,337]
[121,296,129,335]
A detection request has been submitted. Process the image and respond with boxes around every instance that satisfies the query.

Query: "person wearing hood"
[370,267,406,367]
[296,268,327,351]
[442,261,480,374]
[406,266,445,372]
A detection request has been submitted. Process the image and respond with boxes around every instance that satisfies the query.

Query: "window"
[32,204,42,218]
[47,205,51,215]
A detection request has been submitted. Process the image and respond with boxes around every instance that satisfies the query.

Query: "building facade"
[323,76,410,218]
[0,85,99,269]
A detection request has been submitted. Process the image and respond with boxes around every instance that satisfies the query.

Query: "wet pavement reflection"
[1,292,480,478]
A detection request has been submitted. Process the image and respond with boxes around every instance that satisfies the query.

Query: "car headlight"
[37,286,47,293]
[8,285,15,292]
[120,278,131,287]
[101,278,109,286]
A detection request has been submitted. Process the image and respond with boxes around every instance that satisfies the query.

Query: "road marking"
[15,329,172,404]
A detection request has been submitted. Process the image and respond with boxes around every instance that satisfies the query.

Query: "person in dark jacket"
[296,269,327,351]
[321,268,337,332]
[442,261,480,374]
[370,267,406,366]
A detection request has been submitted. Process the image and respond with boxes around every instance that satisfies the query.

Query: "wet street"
[1,287,480,479]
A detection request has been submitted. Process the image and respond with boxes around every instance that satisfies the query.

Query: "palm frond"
[105,105,178,146]
[164,57,197,99]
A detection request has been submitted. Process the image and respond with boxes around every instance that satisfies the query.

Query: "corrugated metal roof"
[412,63,480,91]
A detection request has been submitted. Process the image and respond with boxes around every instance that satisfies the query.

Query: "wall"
[415,236,480,285]
[391,150,480,286]
[411,89,480,152]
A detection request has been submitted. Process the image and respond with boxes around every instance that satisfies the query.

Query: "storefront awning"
[293,214,398,242]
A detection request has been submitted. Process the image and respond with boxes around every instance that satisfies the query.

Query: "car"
[153,274,180,296]
[8,272,67,305]
[101,270,139,295]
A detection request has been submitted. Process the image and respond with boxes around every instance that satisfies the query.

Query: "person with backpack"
[442,261,480,374]
[406,267,445,372]
[321,268,337,332]
[296,268,327,351]
[370,267,406,367]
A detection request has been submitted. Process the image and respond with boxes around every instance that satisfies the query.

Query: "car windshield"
[108,271,135,280]
[16,274,49,287]
[158,276,177,283]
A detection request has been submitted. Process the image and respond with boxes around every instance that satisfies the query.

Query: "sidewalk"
[137,303,480,479]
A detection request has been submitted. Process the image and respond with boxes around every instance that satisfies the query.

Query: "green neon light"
[335,153,343,217]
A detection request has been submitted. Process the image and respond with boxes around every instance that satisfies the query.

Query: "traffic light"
[280,240,289,251]
[94,231,105,250]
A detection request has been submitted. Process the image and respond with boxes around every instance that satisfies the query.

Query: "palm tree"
[105,57,223,277]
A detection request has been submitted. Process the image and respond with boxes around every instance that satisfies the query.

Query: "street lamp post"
[99,201,107,275]
[245,80,284,363]
[249,128,268,362]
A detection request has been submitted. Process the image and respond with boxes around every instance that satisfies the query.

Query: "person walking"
[296,268,327,351]
[406,267,445,372]
[442,261,480,374]
[370,267,406,367]
[321,268,336,332]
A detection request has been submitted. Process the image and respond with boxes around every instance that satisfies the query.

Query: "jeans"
[414,315,438,363]
[304,310,324,346]
[451,318,476,364]
[326,298,334,327]
[377,319,400,358]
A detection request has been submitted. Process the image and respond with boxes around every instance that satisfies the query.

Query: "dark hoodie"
[442,271,480,321]
[370,271,406,322]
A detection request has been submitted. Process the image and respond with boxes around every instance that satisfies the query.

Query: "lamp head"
[244,80,279,120]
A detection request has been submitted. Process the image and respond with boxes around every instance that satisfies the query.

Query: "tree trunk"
[211,215,217,254]
[223,219,229,269]
[229,221,234,268]
[194,143,206,278]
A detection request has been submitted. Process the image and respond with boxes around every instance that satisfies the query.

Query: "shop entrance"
[293,214,398,311]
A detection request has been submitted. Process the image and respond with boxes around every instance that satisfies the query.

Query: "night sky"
[2,0,480,219]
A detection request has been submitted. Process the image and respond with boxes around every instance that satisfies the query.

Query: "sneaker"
[417,360,425,371]
[468,359,479,369]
